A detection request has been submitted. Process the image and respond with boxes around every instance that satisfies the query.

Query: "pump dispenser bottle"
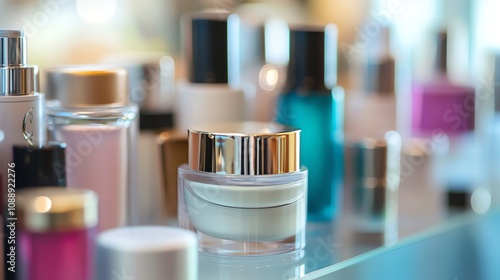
[0,30,45,195]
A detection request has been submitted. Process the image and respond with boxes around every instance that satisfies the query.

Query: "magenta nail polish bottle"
[18,187,98,280]
[411,31,475,137]
[412,31,483,207]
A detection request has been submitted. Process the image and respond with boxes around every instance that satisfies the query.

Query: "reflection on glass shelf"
[198,152,500,279]
[199,209,500,280]
[309,210,500,280]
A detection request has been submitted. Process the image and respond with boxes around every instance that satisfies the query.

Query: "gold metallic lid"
[188,122,300,175]
[18,187,98,232]
[46,65,128,107]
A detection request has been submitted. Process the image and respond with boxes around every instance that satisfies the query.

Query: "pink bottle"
[46,66,138,232]
[18,187,98,280]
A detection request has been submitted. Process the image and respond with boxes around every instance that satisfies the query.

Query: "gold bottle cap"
[18,187,98,232]
[46,65,128,107]
[188,122,300,175]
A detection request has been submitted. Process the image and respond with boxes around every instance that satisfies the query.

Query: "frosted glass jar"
[178,122,307,255]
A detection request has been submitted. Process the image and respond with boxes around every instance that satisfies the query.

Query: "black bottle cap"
[189,13,231,84]
[436,31,447,74]
[139,111,174,131]
[446,190,471,210]
[285,25,338,93]
[13,142,66,189]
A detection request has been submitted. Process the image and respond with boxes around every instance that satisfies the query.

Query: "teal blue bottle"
[275,25,344,221]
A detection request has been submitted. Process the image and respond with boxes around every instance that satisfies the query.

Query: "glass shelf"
[198,155,500,279]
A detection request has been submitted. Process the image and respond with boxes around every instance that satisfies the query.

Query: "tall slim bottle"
[176,10,245,131]
[275,25,344,221]
[0,30,44,280]
[0,29,45,199]
[46,66,138,232]
[411,32,481,209]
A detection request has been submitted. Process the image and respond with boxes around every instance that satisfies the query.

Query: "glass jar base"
[196,231,304,256]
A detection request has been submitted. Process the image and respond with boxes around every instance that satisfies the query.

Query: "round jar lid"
[188,122,300,175]
[96,226,197,280]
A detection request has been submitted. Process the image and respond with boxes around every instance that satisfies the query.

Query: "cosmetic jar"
[96,226,197,280]
[46,66,138,232]
[18,187,98,280]
[178,122,307,255]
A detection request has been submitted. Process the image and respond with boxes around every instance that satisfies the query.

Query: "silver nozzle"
[0,30,27,67]
[0,30,38,96]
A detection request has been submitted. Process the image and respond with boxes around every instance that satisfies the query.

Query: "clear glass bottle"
[178,122,307,256]
[46,66,138,232]
[18,187,98,280]
[275,24,344,221]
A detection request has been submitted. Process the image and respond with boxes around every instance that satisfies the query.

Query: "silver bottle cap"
[351,131,401,218]
[188,122,300,175]
[0,29,38,96]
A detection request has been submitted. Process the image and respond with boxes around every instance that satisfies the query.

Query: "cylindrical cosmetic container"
[158,130,188,223]
[349,132,401,243]
[176,10,245,131]
[0,29,45,204]
[96,226,197,280]
[275,24,344,221]
[132,57,175,225]
[18,187,98,280]
[46,66,138,232]
[13,142,66,189]
[178,122,307,255]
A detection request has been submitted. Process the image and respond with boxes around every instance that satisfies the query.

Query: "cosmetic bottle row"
[1,5,499,280]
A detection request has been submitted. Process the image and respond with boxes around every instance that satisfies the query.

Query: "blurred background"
[2,0,500,211]
[2,0,499,211]
[0,0,495,84]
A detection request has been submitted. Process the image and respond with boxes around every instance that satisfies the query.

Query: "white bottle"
[0,30,45,195]
[176,10,245,131]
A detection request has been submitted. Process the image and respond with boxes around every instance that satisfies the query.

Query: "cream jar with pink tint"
[46,66,138,232]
